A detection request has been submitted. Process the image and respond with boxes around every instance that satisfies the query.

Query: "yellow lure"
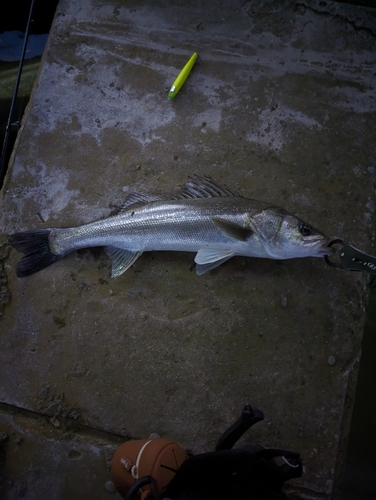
[168,52,198,99]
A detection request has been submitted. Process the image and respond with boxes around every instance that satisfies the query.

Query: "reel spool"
[111,437,187,499]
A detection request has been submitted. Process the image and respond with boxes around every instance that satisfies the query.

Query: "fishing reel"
[111,438,187,499]
[110,404,303,500]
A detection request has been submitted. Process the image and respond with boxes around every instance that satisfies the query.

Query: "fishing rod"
[0,0,36,189]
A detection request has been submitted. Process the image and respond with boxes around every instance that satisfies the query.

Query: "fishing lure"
[168,52,198,99]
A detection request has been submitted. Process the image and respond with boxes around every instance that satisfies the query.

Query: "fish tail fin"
[9,230,62,277]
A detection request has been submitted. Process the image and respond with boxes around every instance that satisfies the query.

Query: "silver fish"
[9,176,333,278]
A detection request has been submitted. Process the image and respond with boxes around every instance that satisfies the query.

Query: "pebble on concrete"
[328,355,336,366]
[105,480,117,494]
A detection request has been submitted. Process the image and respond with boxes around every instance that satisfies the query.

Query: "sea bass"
[9,176,333,278]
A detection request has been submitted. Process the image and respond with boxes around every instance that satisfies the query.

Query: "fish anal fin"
[212,217,253,241]
[105,246,142,277]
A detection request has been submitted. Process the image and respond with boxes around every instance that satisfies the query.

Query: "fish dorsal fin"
[105,246,142,277]
[212,217,253,241]
[119,192,162,212]
[176,175,241,199]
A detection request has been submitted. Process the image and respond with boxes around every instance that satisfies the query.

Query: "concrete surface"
[0,0,375,498]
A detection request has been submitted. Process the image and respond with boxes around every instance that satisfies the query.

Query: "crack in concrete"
[295,2,376,38]
[0,402,126,443]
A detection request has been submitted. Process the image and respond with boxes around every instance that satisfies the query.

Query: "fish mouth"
[314,246,336,257]
[309,240,336,257]
[305,237,336,257]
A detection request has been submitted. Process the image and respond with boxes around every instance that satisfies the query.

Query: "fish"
[8,175,333,278]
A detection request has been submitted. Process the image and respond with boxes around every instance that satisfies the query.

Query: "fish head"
[250,208,334,259]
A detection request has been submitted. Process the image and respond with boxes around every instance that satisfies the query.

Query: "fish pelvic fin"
[105,246,142,277]
[9,230,62,278]
[196,257,234,275]
[195,252,234,275]
[212,217,253,241]
[194,247,235,275]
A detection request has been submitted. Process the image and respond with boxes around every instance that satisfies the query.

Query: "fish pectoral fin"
[105,246,142,277]
[212,217,253,241]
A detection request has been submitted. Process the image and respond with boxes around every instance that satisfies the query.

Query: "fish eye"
[299,223,313,236]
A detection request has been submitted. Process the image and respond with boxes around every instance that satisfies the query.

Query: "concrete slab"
[0,0,375,498]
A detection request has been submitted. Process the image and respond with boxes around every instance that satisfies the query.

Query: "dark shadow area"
[0,0,59,188]
[0,0,59,34]
[341,288,376,499]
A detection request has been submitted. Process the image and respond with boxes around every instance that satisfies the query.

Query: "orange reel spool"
[111,438,188,499]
